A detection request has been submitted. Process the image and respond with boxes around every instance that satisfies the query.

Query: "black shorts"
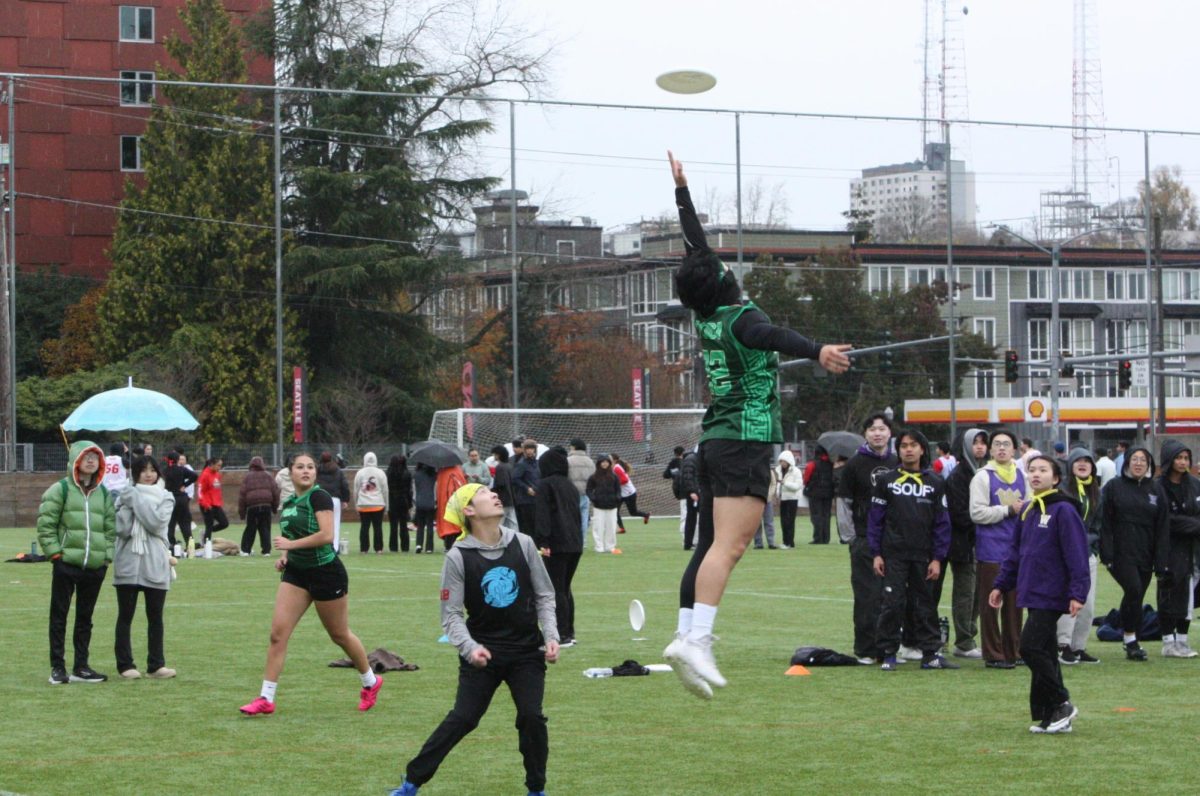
[281,557,349,601]
[698,439,773,500]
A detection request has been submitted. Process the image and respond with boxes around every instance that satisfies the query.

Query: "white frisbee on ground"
[655,69,717,95]
[629,599,646,632]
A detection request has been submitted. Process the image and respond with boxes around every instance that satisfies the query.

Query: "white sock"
[260,680,277,703]
[676,607,693,637]
[360,669,378,688]
[1163,633,1176,644]
[1123,632,1137,645]
[688,603,718,639]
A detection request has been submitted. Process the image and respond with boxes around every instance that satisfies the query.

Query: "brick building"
[0,0,272,277]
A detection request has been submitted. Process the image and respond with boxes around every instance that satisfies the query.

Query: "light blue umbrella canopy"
[62,378,199,432]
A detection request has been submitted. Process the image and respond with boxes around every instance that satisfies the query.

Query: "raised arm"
[668,150,710,255]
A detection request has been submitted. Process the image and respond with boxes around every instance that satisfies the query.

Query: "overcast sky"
[471,0,1200,236]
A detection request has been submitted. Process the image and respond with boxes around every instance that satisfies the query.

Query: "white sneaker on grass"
[672,634,726,688]
[952,647,983,659]
[663,634,712,700]
[1177,643,1199,658]
[1162,640,1185,658]
[898,645,923,661]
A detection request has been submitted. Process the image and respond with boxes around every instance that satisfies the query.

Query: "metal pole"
[1049,244,1061,447]
[273,89,284,467]
[5,78,15,470]
[944,121,957,442]
[509,100,519,410]
[1143,132,1156,450]
[734,112,743,286]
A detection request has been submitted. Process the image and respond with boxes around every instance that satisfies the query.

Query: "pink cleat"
[358,675,384,712]
[239,696,275,716]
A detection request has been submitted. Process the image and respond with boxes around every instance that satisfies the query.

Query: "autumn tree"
[1139,165,1199,247]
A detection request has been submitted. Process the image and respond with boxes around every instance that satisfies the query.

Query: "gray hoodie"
[113,483,175,590]
[440,525,558,659]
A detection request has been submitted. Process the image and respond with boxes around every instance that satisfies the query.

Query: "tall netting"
[429,409,705,517]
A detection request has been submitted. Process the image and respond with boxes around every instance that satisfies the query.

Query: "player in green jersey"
[662,151,852,698]
[239,452,383,716]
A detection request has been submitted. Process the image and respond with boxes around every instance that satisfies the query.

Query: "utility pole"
[0,78,13,472]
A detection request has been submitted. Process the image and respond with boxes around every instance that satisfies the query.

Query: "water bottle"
[31,540,38,556]
[338,539,349,555]
[204,539,213,559]
[583,668,613,678]
[173,543,183,558]
[939,616,950,651]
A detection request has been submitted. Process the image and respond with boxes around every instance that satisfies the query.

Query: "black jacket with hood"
[837,442,900,538]
[1061,447,1103,555]
[945,426,987,562]
[533,447,582,554]
[1099,445,1170,572]
[1157,439,1200,540]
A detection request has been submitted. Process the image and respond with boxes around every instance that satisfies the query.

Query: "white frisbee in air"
[655,69,717,95]
[629,599,646,632]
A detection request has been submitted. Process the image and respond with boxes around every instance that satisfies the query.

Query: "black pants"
[679,479,717,608]
[406,653,548,791]
[413,508,437,551]
[683,497,699,550]
[875,558,940,657]
[809,497,832,543]
[849,537,883,658]
[360,511,384,552]
[622,494,649,521]
[544,552,581,640]
[1110,560,1153,638]
[114,584,167,673]
[241,505,272,554]
[49,560,107,670]
[779,500,798,547]
[389,503,411,552]
[516,504,537,537]
[1157,536,1196,635]
[167,495,192,548]
[200,506,229,542]
[1021,608,1069,721]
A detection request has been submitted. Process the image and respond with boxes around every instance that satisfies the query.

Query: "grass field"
[0,519,1194,795]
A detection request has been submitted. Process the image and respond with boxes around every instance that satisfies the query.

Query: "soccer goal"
[428,408,706,518]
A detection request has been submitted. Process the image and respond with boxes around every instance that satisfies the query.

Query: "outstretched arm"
[732,309,852,372]
[669,150,710,255]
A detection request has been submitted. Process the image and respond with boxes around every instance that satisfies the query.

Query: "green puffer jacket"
[36,440,116,570]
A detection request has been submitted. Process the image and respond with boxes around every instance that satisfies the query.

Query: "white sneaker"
[673,634,726,688]
[1177,643,1199,658]
[119,669,142,679]
[1162,640,1184,658]
[663,634,712,700]
[898,645,924,661]
[856,656,876,665]
[952,647,983,659]
[147,667,177,679]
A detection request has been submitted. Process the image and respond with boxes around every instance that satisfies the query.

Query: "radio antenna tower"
[1042,0,1107,240]
[921,0,971,158]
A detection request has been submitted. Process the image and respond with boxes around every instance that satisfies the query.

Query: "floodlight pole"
[509,100,519,412]
[944,121,956,442]
[273,89,284,467]
[1142,132,1157,450]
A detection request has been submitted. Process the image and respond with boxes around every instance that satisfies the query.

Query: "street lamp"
[996,224,1140,448]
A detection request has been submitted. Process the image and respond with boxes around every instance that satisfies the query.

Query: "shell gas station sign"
[905,397,1200,429]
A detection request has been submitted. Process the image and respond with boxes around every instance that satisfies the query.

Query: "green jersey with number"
[695,301,781,443]
[279,486,336,569]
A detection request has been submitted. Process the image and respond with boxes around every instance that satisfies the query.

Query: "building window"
[119,70,154,105]
[972,317,996,346]
[120,136,143,171]
[1027,269,1049,300]
[119,6,155,42]
[1057,268,1093,300]
[555,240,576,262]
[1163,270,1200,303]
[972,267,995,300]
[630,271,655,315]
[1028,319,1049,395]
[1105,319,1148,397]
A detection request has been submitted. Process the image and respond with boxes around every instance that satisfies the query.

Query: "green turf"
[0,521,1192,795]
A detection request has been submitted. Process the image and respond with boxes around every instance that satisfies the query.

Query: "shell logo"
[1028,399,1045,419]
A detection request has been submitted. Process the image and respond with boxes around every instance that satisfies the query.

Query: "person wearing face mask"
[1155,439,1200,658]
[934,427,989,660]
[1100,445,1170,661]
[970,429,1031,669]
[990,455,1090,735]
[1056,448,1103,665]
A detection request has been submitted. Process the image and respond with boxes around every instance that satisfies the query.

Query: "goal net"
[428,408,706,518]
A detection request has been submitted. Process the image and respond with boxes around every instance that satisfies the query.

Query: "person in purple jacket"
[990,455,1090,735]
[970,429,1031,669]
[868,429,958,672]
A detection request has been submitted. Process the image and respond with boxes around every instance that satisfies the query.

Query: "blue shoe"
[388,781,418,796]
[880,656,898,672]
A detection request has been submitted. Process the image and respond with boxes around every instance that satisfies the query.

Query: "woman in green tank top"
[238,453,384,716]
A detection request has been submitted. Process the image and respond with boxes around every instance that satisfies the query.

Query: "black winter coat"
[837,446,899,536]
[1099,446,1170,572]
[586,471,622,510]
[316,464,349,502]
[679,452,700,497]
[387,467,413,511]
[492,461,516,507]
[533,448,582,554]
[1159,439,1200,540]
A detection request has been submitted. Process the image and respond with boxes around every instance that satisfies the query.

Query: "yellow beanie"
[443,483,485,538]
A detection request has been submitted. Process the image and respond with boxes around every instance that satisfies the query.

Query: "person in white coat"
[354,452,389,554]
[776,451,806,549]
[113,455,178,679]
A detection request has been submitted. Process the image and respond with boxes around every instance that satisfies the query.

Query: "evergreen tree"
[98,0,299,440]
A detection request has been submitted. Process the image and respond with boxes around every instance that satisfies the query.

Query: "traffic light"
[1004,349,1019,383]
[1118,359,1132,391]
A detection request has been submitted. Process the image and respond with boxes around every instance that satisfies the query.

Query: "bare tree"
[873,194,944,243]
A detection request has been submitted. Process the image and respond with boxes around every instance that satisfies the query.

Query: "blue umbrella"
[63,377,199,432]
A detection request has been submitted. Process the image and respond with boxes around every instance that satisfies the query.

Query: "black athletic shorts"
[698,439,772,501]
[281,557,349,601]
